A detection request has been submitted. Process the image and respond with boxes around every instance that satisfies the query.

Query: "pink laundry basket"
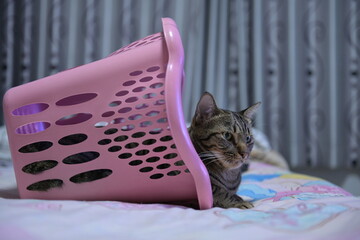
[3,18,212,210]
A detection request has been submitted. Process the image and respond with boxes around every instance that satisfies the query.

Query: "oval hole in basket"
[63,151,100,164]
[143,93,156,99]
[95,121,109,128]
[167,170,181,176]
[150,173,164,180]
[157,73,166,78]
[140,121,152,127]
[147,66,160,72]
[150,82,164,89]
[109,101,122,107]
[174,160,185,166]
[56,113,92,126]
[142,139,156,145]
[129,70,143,76]
[104,128,118,135]
[16,122,50,134]
[151,35,163,41]
[143,35,153,40]
[129,160,143,166]
[27,179,63,191]
[127,41,139,48]
[125,142,139,149]
[139,76,153,83]
[102,111,115,117]
[58,133,88,145]
[146,110,160,117]
[121,124,135,131]
[125,97,138,103]
[171,144,177,149]
[139,167,153,173]
[153,146,167,152]
[135,149,150,156]
[98,139,112,145]
[56,93,97,106]
[114,135,128,142]
[70,169,112,183]
[135,103,149,110]
[12,103,49,116]
[22,160,58,174]
[133,86,146,93]
[157,118,168,124]
[160,135,173,142]
[164,153,178,159]
[115,90,129,97]
[118,153,132,159]
[129,114,142,120]
[111,118,126,124]
[118,107,132,113]
[154,99,165,106]
[131,132,146,138]
[149,128,163,135]
[108,146,122,152]
[18,141,53,153]
[157,163,170,169]
[146,156,160,163]
[135,41,148,47]
[123,80,136,86]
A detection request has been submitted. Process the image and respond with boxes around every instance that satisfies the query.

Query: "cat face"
[189,92,260,170]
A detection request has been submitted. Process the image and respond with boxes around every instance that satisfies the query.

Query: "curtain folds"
[1,0,359,170]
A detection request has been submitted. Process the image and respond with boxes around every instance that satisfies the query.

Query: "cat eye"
[223,132,232,140]
[246,136,252,144]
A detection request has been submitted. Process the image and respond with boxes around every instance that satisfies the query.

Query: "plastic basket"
[3,18,212,210]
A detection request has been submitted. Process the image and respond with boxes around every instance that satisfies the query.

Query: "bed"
[1,142,360,240]
[1,17,360,239]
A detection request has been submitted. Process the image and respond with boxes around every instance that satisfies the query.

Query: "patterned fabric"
[1,162,359,240]
[239,163,352,202]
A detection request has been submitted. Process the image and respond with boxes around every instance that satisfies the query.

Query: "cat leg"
[212,186,254,209]
[229,195,254,209]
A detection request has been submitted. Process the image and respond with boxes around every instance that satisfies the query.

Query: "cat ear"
[241,102,261,120]
[195,92,219,124]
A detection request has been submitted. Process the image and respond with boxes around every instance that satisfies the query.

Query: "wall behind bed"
[0,1,359,176]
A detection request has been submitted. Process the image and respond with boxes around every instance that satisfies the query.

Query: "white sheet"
[1,162,360,240]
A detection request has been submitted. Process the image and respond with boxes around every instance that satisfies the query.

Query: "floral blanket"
[1,162,359,240]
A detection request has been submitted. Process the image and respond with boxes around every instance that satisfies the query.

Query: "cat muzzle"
[239,153,249,161]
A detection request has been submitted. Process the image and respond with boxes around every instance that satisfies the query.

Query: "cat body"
[189,92,260,209]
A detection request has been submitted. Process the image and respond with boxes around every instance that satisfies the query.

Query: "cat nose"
[240,152,248,159]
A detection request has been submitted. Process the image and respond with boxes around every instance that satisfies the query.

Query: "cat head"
[190,92,261,170]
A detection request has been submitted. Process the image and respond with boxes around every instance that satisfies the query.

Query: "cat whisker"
[199,156,217,161]
[199,154,215,159]
[203,159,221,166]
[198,151,215,157]
[199,150,214,154]
[201,154,229,166]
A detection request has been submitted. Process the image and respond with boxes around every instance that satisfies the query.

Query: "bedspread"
[1,162,360,240]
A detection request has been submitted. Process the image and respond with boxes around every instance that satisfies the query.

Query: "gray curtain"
[1,0,359,170]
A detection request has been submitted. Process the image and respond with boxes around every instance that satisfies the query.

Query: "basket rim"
[162,18,213,210]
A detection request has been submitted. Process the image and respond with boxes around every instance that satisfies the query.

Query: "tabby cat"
[188,92,260,209]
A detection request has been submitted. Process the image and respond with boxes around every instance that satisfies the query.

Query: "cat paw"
[233,201,254,209]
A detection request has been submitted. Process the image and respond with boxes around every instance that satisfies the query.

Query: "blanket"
[1,161,359,240]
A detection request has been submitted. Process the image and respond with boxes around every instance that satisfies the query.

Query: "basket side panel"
[3,33,198,203]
